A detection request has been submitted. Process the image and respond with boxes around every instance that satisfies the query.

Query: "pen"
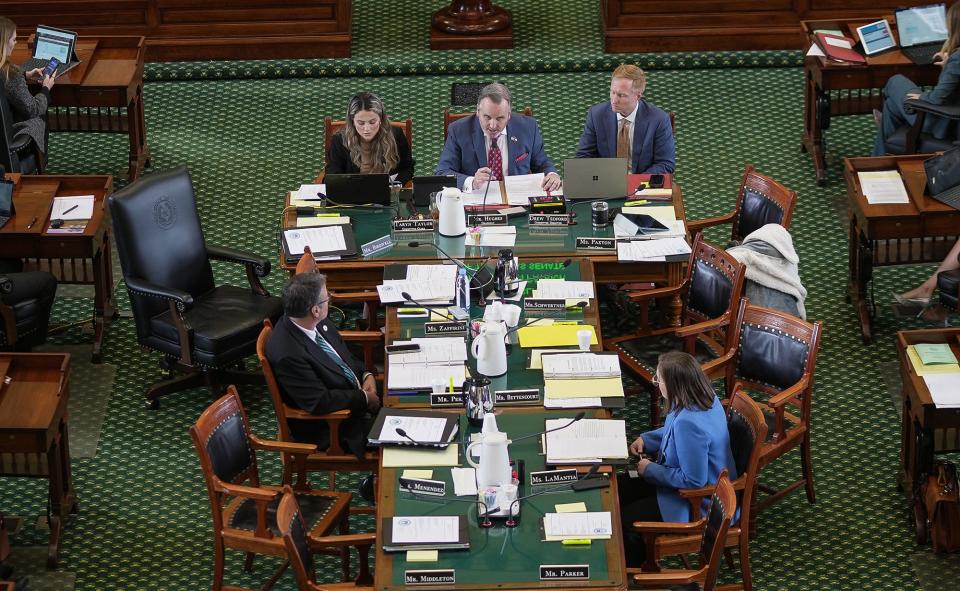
[561,539,592,546]
[62,204,79,216]
[25,216,38,229]
[315,213,339,217]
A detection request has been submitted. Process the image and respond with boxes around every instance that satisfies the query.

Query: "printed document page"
[857,171,910,204]
[618,236,692,261]
[534,279,595,300]
[503,173,548,204]
[388,363,466,389]
[376,416,450,443]
[463,181,504,205]
[543,512,612,539]
[392,516,460,544]
[541,353,621,378]
[545,419,628,460]
[283,226,346,255]
[51,195,95,220]
[924,374,960,408]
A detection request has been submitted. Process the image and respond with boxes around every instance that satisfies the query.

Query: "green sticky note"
[915,344,958,365]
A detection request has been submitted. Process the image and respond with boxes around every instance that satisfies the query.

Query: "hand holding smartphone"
[42,57,60,78]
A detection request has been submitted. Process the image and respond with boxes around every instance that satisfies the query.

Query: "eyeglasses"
[315,297,330,307]
[651,374,661,386]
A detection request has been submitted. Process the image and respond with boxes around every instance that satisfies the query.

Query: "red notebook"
[814,33,866,64]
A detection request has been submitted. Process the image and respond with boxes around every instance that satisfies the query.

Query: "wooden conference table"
[12,35,149,181]
[800,18,940,185]
[843,155,960,344]
[0,174,115,362]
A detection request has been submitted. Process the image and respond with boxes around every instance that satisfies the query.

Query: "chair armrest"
[700,349,735,379]
[309,532,376,550]
[678,484,715,499]
[249,434,317,456]
[686,210,737,233]
[217,481,278,501]
[284,407,352,422]
[767,377,809,408]
[631,569,701,586]
[673,314,729,338]
[905,98,960,119]
[124,276,194,310]
[631,518,706,534]
[206,245,271,277]
[626,282,686,302]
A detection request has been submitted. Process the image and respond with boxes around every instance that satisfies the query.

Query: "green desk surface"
[376,409,626,591]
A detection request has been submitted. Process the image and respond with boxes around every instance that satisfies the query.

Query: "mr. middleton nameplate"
[576,237,616,251]
[423,320,468,335]
[405,570,455,586]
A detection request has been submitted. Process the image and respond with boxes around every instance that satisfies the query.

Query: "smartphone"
[42,57,61,78]
[648,174,665,189]
[386,343,421,354]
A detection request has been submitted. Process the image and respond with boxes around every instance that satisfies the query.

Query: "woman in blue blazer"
[618,351,737,567]
[874,2,960,156]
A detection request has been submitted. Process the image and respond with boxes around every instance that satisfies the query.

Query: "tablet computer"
[856,20,897,56]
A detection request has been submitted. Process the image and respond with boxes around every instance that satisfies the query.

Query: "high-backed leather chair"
[442,106,532,139]
[629,471,737,591]
[687,165,797,245]
[0,94,42,174]
[0,272,57,350]
[108,167,282,408]
[884,98,960,155]
[604,235,746,425]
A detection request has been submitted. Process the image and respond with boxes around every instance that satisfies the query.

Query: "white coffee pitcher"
[472,321,508,377]
[437,187,466,237]
[466,415,512,488]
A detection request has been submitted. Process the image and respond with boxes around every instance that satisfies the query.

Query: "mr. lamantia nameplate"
[398,477,446,496]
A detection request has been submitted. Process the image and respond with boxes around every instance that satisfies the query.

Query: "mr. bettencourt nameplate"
[576,237,616,251]
[540,565,589,580]
[405,570,456,585]
[530,468,579,486]
[423,320,468,335]
[495,389,540,405]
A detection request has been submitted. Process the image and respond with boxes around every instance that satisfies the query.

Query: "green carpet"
[2,3,960,589]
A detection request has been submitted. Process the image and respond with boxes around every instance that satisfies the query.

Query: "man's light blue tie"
[315,334,360,387]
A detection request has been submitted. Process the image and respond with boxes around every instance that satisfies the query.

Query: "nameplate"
[392,219,437,233]
[495,389,540,405]
[576,237,616,251]
[529,213,572,226]
[467,213,507,226]
[540,565,589,580]
[430,392,465,407]
[424,320,468,335]
[405,570,456,585]
[399,477,446,496]
[360,235,393,257]
[524,299,566,311]
[530,469,579,486]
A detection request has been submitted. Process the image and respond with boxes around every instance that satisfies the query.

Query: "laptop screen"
[897,4,948,48]
[0,181,13,217]
[34,26,75,62]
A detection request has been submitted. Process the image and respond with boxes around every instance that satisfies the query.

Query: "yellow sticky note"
[517,325,598,348]
[382,445,459,468]
[402,469,434,480]
[429,310,450,321]
[407,550,439,562]
[544,377,624,399]
[555,502,587,513]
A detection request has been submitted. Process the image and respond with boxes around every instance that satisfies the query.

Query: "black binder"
[368,409,459,448]
[281,225,358,263]
[381,515,470,552]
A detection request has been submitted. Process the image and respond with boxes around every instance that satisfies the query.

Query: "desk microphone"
[502,301,589,340]
[504,463,602,527]
[510,411,586,444]
[394,427,452,449]
[401,481,494,527]
[399,292,459,322]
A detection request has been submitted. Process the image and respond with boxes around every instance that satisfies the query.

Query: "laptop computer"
[21,25,81,78]
[562,158,628,200]
[412,175,457,207]
[324,173,391,206]
[0,179,15,229]
[896,4,948,65]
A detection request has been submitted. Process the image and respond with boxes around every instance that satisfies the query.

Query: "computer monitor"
[324,173,391,206]
[562,158,628,200]
[896,4,948,48]
[0,179,15,228]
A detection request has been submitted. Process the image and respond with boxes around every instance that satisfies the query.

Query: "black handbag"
[924,147,960,196]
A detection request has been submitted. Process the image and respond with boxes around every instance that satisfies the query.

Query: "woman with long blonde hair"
[325,92,414,184]
[0,16,55,160]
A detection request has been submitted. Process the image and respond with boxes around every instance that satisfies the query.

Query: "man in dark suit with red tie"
[576,64,675,174]
[265,273,380,458]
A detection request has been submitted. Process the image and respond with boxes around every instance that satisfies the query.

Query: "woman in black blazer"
[325,92,414,185]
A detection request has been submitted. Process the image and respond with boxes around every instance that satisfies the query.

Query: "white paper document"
[543,397,603,409]
[543,512,612,540]
[390,337,468,365]
[465,226,517,247]
[534,279,595,300]
[542,353,621,379]
[545,418,628,462]
[51,195,95,220]
[463,182,504,205]
[295,184,326,201]
[378,279,454,305]
[503,173,549,204]
[924,374,960,408]
[823,36,853,49]
[806,43,826,57]
[391,516,460,544]
[451,467,478,496]
[388,363,466,390]
[857,171,910,204]
[617,236,692,261]
[283,227,346,256]
[377,416,450,444]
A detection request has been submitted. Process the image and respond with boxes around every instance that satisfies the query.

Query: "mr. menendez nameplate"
[423,320,468,335]
[530,468,579,486]
[529,213,572,226]
[495,389,540,405]
[430,392,465,407]
[467,213,508,226]
[405,570,455,586]
[392,219,437,233]
[576,237,616,251]
[399,477,446,496]
[540,565,589,580]
[524,298,566,311]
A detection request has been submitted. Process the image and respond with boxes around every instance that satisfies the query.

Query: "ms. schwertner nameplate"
[392,219,437,233]
[423,320,468,335]
[530,468,578,486]
[524,298,566,311]
[540,565,589,580]
[467,213,508,226]
[399,477,446,496]
[576,237,616,250]
[529,213,572,226]
[430,392,465,407]
[405,570,455,585]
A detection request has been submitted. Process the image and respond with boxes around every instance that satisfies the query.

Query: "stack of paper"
[283,227,347,257]
[463,181,504,206]
[388,363,466,390]
[391,337,468,365]
[382,445,460,467]
[906,345,960,376]
[504,173,551,204]
[465,226,517,247]
[290,183,326,206]
[545,418,628,463]
[924,374,960,408]
[378,265,457,304]
[857,171,910,205]
[617,237,692,261]
[542,512,612,541]
[51,195,95,220]
[533,279,595,300]
[541,353,621,379]
[297,215,350,228]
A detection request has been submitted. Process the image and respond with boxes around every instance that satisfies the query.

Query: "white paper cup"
[502,304,522,327]
[431,379,446,394]
[577,329,592,351]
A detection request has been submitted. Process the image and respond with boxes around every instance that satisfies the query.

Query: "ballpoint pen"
[25,216,38,229]
[62,204,79,216]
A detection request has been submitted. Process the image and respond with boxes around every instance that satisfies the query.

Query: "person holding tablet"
[873,2,960,155]
[0,17,55,160]
[325,91,415,185]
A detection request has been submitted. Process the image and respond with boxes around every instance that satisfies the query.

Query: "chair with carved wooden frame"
[277,485,374,591]
[629,471,737,591]
[645,387,767,591]
[687,165,797,246]
[604,235,746,425]
[442,106,533,139]
[190,387,372,591]
[313,116,414,184]
[702,303,822,518]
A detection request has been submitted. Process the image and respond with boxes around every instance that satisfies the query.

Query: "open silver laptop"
[562,158,628,200]
[21,25,81,78]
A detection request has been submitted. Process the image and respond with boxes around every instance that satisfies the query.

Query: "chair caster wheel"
[146,399,159,410]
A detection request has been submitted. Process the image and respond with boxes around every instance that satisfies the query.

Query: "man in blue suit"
[575,64,675,174]
[436,83,561,193]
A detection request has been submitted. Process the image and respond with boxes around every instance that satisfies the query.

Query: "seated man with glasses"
[265,273,380,458]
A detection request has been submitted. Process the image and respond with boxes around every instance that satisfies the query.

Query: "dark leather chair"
[604,235,746,425]
[629,471,737,591]
[0,272,57,350]
[884,98,960,155]
[108,167,282,408]
[937,256,959,312]
[687,165,797,246]
[0,94,42,174]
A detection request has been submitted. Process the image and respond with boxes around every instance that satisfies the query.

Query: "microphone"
[502,301,589,339]
[394,427,455,449]
[399,292,458,322]
[408,241,494,295]
[510,411,586,444]
[401,482,495,527]
[504,464,602,527]
[313,191,402,219]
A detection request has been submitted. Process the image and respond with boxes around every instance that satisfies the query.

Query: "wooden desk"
[801,18,941,185]
[12,36,148,181]
[0,352,75,568]
[843,155,960,343]
[896,328,960,497]
[0,174,115,362]
[374,408,626,591]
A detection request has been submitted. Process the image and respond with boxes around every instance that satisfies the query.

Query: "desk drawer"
[0,450,49,475]
[868,217,923,240]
